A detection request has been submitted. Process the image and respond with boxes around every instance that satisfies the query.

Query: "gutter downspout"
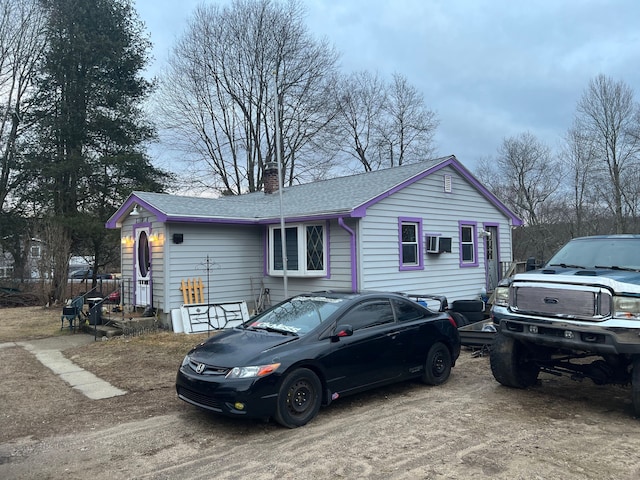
[338,217,358,292]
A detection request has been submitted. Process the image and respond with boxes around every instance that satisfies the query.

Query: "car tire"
[274,368,322,428]
[632,356,640,417]
[450,299,484,313]
[490,332,539,389]
[421,342,452,385]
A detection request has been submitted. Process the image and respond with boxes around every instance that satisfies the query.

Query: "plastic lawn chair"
[60,296,84,332]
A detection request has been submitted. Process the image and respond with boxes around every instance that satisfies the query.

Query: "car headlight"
[493,286,510,307]
[181,355,191,367]
[225,363,281,379]
[613,297,640,320]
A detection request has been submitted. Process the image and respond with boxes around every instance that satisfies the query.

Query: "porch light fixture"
[130,205,140,216]
[121,235,134,246]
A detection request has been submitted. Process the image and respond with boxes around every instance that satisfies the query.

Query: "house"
[106,155,522,327]
[0,238,47,279]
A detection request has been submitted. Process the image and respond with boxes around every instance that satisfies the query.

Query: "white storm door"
[485,226,499,292]
[135,227,152,306]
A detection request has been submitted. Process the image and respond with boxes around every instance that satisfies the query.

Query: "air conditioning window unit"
[426,236,452,254]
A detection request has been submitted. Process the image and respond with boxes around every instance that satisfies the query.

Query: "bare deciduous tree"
[156,0,339,194]
[377,73,438,167]
[0,0,46,212]
[574,74,640,233]
[497,132,561,227]
[562,123,600,237]
[331,70,387,172]
[330,71,438,172]
[476,133,563,261]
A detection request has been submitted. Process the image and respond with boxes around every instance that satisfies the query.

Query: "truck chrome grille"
[511,284,612,320]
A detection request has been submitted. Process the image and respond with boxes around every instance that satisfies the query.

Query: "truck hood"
[513,268,640,294]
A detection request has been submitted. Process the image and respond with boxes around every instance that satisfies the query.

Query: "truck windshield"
[546,237,640,271]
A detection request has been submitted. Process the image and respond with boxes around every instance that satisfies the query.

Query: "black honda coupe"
[176,291,460,428]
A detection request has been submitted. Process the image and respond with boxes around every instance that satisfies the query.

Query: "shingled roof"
[106,155,522,227]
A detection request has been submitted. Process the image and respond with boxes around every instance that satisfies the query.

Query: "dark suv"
[490,235,640,416]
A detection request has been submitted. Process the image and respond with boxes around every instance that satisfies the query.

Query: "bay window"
[269,223,327,277]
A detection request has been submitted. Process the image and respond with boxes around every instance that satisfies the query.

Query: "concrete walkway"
[10,334,127,400]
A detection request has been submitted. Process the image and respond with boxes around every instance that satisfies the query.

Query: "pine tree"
[22,0,170,299]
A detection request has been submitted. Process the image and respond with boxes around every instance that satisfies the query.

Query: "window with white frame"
[0,266,13,278]
[269,223,327,277]
[399,218,423,270]
[459,223,477,266]
[30,245,41,258]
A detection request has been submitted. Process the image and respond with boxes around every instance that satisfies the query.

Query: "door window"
[137,230,150,276]
[339,300,394,331]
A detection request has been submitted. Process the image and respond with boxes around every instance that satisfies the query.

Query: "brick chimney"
[263,162,280,194]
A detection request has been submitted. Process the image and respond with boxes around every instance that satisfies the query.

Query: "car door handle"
[386,331,400,337]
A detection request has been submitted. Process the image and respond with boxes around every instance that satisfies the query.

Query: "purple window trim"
[398,217,424,271]
[264,221,330,278]
[458,221,479,268]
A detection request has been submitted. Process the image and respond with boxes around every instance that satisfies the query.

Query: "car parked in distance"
[176,291,461,428]
[69,269,114,279]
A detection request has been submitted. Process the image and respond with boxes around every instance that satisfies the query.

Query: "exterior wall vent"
[444,174,452,193]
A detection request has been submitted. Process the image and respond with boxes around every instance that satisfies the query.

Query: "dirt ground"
[1,306,640,479]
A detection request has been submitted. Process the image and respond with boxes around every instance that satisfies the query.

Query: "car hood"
[189,328,299,366]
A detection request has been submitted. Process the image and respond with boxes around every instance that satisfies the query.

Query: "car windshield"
[248,295,345,335]
[546,237,640,271]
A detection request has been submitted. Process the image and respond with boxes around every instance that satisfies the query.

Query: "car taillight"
[447,315,457,328]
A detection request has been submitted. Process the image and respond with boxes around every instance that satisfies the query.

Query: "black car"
[69,269,113,279]
[176,291,461,428]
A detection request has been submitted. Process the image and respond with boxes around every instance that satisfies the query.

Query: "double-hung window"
[459,221,478,267]
[269,223,327,277]
[399,217,423,270]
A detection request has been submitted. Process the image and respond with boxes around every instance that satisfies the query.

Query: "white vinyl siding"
[164,223,264,312]
[358,165,514,302]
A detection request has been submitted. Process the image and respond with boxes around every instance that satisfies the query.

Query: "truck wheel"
[490,332,539,389]
[632,357,640,417]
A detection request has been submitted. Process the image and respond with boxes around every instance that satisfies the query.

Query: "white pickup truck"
[490,235,640,416]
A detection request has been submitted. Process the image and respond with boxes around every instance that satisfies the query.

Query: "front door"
[134,227,152,306]
[485,225,499,293]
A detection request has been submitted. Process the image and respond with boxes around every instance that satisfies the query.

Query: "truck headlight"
[493,286,510,307]
[613,297,640,319]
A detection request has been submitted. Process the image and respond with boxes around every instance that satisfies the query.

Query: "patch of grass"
[0,306,217,346]
[92,330,212,354]
[0,306,66,342]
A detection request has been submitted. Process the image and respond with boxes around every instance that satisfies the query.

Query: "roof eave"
[105,194,167,229]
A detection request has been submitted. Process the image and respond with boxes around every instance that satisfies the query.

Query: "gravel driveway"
[2,330,640,480]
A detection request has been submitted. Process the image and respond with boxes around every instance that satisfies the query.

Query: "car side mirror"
[332,325,353,341]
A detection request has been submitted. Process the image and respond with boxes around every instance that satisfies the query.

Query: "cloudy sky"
[134,0,640,171]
